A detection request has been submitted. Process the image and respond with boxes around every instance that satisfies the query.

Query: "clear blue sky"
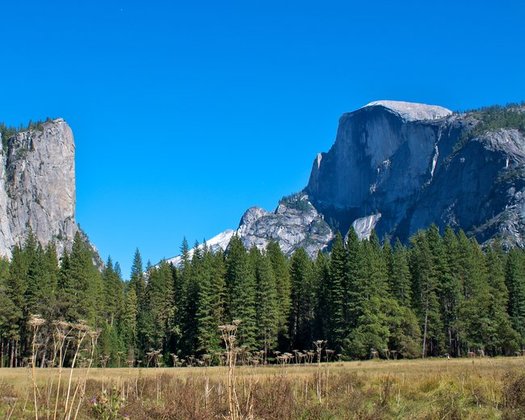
[1,1,524,277]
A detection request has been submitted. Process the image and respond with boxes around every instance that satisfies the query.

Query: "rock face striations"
[0,119,78,257]
[168,100,525,261]
[306,100,525,247]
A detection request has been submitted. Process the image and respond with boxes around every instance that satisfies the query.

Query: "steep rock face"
[306,100,525,246]
[168,100,525,261]
[400,128,525,247]
[0,119,78,256]
[237,194,334,257]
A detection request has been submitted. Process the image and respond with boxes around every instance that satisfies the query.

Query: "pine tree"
[439,227,463,355]
[505,249,525,349]
[225,236,257,350]
[61,232,104,326]
[43,242,60,320]
[327,232,346,350]
[456,236,492,354]
[254,249,279,359]
[344,232,391,359]
[345,228,366,332]
[289,248,315,350]
[195,249,225,358]
[102,257,124,327]
[313,251,330,341]
[266,241,291,347]
[0,257,21,367]
[24,233,50,317]
[485,244,519,355]
[389,239,412,307]
[178,242,202,356]
[147,261,175,352]
[121,286,138,360]
[410,231,444,357]
[129,248,145,300]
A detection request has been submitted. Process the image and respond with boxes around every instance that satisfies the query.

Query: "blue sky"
[1,0,524,277]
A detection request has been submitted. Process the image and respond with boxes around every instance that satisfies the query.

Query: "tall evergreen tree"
[505,249,525,349]
[0,258,21,367]
[485,244,519,355]
[121,286,138,360]
[314,251,330,341]
[225,236,257,350]
[266,241,291,347]
[60,232,103,326]
[254,249,279,359]
[288,248,315,350]
[410,231,444,357]
[439,227,463,355]
[195,249,225,357]
[344,232,391,359]
[147,261,175,352]
[456,236,492,353]
[102,257,124,326]
[129,248,145,300]
[389,239,412,307]
[327,232,346,350]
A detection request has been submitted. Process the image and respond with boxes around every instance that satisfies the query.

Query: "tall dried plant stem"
[314,340,326,403]
[53,321,71,420]
[28,315,45,420]
[31,328,39,420]
[71,330,99,420]
[219,320,241,420]
[53,343,62,420]
[53,334,66,420]
[63,324,88,417]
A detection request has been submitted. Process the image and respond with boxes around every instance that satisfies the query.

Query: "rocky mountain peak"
[362,100,453,121]
[168,101,525,262]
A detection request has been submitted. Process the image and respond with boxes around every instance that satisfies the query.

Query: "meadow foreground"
[2,357,525,419]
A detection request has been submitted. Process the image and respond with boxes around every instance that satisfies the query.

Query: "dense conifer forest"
[1,225,525,368]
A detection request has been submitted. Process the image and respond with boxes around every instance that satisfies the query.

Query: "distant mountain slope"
[167,101,525,261]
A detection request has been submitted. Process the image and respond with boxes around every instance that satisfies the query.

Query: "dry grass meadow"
[2,357,525,419]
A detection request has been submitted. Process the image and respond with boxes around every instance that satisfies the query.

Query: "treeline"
[0,118,54,151]
[1,225,525,367]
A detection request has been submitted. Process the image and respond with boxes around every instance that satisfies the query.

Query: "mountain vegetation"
[0,119,53,151]
[2,224,525,368]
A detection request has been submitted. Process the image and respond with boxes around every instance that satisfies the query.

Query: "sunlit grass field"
[2,357,525,419]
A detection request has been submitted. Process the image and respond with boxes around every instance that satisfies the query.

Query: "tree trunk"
[422,308,429,358]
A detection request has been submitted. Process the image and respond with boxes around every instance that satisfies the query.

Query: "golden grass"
[2,357,525,419]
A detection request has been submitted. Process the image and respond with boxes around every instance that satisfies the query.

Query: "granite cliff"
[306,100,525,247]
[168,100,525,261]
[0,118,78,257]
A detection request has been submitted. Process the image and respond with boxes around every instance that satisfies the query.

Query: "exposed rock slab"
[0,119,78,256]
[306,101,525,247]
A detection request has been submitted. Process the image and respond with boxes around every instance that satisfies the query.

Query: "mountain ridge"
[166,100,525,262]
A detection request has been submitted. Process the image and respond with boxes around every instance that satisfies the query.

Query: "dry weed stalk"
[219,319,241,420]
[313,340,326,403]
[63,321,89,419]
[28,314,46,420]
[70,328,100,420]
[52,320,72,420]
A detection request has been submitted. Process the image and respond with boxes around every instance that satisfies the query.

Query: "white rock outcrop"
[363,100,452,121]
